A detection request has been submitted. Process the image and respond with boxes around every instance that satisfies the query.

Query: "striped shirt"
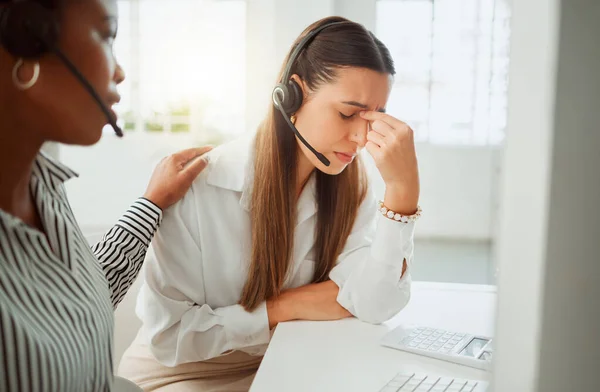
[0,152,162,392]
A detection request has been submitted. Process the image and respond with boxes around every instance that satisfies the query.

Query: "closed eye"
[339,112,355,120]
[103,17,118,45]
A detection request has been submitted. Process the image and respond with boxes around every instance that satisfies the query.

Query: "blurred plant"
[121,110,136,132]
[117,98,241,139]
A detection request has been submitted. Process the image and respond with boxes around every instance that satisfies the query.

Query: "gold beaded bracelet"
[378,201,422,223]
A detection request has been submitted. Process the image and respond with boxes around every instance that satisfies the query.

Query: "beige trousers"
[117,332,263,392]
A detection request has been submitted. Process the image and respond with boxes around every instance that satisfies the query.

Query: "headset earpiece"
[0,1,59,59]
[286,79,302,114]
[272,79,303,114]
[272,82,288,111]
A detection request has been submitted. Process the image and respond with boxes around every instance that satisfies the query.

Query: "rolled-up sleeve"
[329,188,415,324]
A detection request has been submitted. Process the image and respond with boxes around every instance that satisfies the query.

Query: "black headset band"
[280,21,348,83]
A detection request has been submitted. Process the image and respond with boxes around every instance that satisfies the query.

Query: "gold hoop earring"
[290,115,297,125]
[12,58,40,90]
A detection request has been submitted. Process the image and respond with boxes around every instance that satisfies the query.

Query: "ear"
[290,74,309,99]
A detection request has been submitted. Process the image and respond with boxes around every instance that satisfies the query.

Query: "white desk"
[250,282,496,392]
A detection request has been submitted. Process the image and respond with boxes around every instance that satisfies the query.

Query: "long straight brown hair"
[240,17,396,311]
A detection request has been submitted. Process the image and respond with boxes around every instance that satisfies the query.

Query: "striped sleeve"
[92,197,163,308]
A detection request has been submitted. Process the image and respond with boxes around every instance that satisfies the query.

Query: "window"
[113,0,246,144]
[60,0,247,228]
[376,0,511,145]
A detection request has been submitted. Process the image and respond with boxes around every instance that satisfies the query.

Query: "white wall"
[493,0,600,391]
[363,145,501,240]
[335,0,376,31]
[415,145,501,240]
[245,0,277,132]
[62,133,200,232]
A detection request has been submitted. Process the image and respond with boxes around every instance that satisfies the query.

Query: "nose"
[349,120,369,148]
[114,62,126,85]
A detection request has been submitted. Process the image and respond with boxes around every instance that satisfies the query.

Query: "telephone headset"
[272,21,348,167]
[0,0,123,136]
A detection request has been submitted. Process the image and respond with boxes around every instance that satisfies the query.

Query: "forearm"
[267,292,297,329]
[266,281,350,328]
[384,184,419,216]
[93,197,162,307]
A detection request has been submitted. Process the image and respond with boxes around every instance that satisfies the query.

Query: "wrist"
[142,192,165,211]
[140,195,163,212]
[267,293,297,329]
[384,184,419,215]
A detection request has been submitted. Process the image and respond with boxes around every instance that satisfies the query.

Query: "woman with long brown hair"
[119,16,421,392]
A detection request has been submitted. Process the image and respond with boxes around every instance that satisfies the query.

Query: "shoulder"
[191,133,256,194]
[166,134,255,219]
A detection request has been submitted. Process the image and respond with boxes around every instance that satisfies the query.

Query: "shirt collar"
[205,134,253,194]
[0,150,79,244]
[205,133,317,222]
[32,151,79,190]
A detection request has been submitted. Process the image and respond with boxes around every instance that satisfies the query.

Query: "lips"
[334,151,356,164]
[106,94,121,119]
[107,94,121,105]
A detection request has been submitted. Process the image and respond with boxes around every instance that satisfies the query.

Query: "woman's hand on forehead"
[361,110,420,215]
